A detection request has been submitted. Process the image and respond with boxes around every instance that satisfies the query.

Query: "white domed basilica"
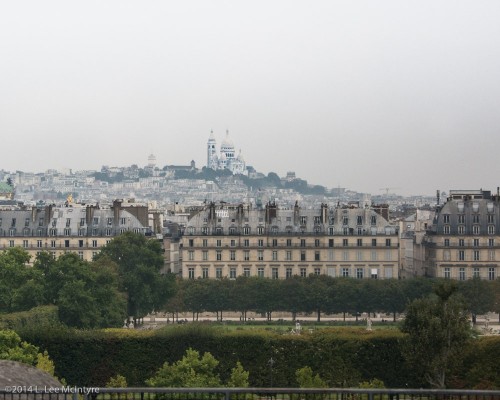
[207,130,247,175]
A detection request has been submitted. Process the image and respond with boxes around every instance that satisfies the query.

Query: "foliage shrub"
[17,324,500,389]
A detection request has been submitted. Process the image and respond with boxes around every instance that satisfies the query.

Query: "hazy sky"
[1,1,500,196]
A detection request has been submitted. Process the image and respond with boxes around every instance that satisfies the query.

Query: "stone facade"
[181,201,399,280]
[422,189,499,280]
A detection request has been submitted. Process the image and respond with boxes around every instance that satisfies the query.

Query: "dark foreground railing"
[1,387,500,400]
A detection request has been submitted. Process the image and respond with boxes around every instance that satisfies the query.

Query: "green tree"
[458,278,495,324]
[0,330,39,365]
[295,366,327,388]
[0,248,32,312]
[146,348,222,387]
[96,232,176,322]
[227,362,250,388]
[400,281,473,388]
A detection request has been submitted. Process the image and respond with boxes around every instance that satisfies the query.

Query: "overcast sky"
[1,1,500,196]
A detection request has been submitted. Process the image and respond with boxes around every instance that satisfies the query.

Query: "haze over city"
[1,1,500,196]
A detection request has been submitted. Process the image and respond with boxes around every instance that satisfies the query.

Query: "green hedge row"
[18,325,499,389]
[0,305,59,330]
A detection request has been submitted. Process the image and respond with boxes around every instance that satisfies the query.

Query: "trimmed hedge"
[0,306,59,330]
[17,325,499,389]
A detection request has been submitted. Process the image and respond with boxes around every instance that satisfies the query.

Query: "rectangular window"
[216,250,222,261]
[258,250,264,261]
[343,250,349,261]
[272,268,279,279]
[244,250,250,261]
[272,239,278,247]
[488,214,494,223]
[202,239,208,247]
[188,268,195,279]
[371,215,376,225]
[22,240,28,248]
[286,239,292,247]
[216,268,222,279]
[188,239,194,247]
[314,251,320,261]
[328,250,334,261]
[257,268,264,278]
[458,250,465,261]
[286,251,292,261]
[444,267,451,279]
[203,250,208,261]
[458,215,465,224]
[244,239,249,247]
[343,239,348,247]
[257,226,264,235]
[300,239,306,247]
[356,251,363,261]
[230,268,236,279]
[444,239,450,247]
[473,225,480,235]
[356,268,364,279]
[78,251,84,260]
[300,267,307,277]
[473,267,480,278]
[272,251,278,261]
[188,251,194,261]
[37,240,42,248]
[386,239,391,247]
[329,239,334,248]
[51,240,56,248]
[243,267,250,277]
[443,214,450,223]
[314,239,320,247]
[230,239,236,247]
[314,268,321,276]
[459,239,465,247]
[300,251,306,261]
[473,239,479,247]
[443,225,451,234]
[372,239,377,246]
[489,250,495,261]
[459,267,466,281]
[458,225,465,234]
[230,250,236,261]
[202,268,209,279]
[342,267,349,277]
[286,268,293,278]
[357,238,362,247]
[488,267,496,280]
[216,239,222,247]
[371,250,377,261]
[258,239,264,247]
[92,240,97,248]
[473,250,480,261]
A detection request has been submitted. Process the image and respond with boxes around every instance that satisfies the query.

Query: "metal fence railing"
[2,388,500,400]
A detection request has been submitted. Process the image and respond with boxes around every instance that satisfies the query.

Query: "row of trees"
[0,233,176,328]
[167,275,499,323]
[1,232,499,328]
